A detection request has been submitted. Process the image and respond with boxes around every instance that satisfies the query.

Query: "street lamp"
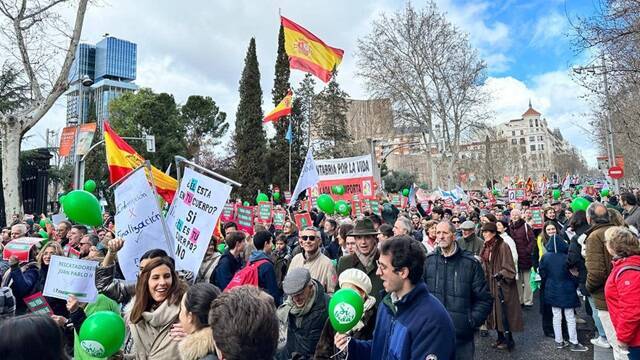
[73,74,94,189]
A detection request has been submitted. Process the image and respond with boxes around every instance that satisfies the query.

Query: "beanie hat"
[338,268,372,295]
[0,287,16,319]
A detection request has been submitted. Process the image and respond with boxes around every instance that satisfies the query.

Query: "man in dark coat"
[336,218,384,302]
[249,231,282,306]
[424,221,493,359]
[210,231,246,290]
[508,209,535,307]
[621,192,640,231]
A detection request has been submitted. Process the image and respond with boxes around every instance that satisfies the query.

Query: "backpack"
[224,259,270,292]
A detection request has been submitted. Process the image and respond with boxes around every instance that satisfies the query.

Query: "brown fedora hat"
[348,218,379,236]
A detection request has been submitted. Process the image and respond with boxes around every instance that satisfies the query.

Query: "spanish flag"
[281,16,344,83]
[104,122,178,203]
[263,90,293,123]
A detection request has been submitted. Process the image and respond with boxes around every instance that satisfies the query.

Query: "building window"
[519,138,525,144]
[529,136,535,142]
[529,119,533,127]
[520,130,524,135]
[512,131,515,136]
[511,139,517,145]
[538,136,543,141]
[530,145,536,151]
[539,144,544,150]
[535,119,539,127]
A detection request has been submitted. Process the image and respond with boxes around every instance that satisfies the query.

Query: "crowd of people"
[0,186,640,360]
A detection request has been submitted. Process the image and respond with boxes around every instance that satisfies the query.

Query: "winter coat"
[605,255,640,347]
[584,222,615,310]
[566,225,590,296]
[195,251,222,284]
[313,298,377,360]
[623,205,640,231]
[336,252,384,303]
[347,282,456,360]
[285,231,299,250]
[481,238,524,332]
[210,249,243,290]
[508,219,534,270]
[36,265,69,317]
[95,263,136,305]
[178,327,218,360]
[249,250,282,306]
[126,297,181,360]
[277,280,329,360]
[457,233,484,257]
[538,236,579,309]
[2,261,39,315]
[273,250,290,292]
[424,245,493,341]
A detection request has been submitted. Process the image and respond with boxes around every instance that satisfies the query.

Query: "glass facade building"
[66,36,138,128]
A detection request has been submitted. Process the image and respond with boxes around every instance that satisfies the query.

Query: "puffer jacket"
[95,263,136,305]
[566,224,590,295]
[605,255,640,347]
[584,222,615,310]
[623,205,640,231]
[424,245,493,341]
[508,219,534,270]
[539,236,579,309]
[2,261,39,315]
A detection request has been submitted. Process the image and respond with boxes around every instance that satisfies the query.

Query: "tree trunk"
[1,121,23,224]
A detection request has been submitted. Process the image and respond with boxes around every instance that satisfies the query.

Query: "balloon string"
[331,336,351,359]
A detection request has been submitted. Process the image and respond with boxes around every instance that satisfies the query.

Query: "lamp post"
[72,74,94,189]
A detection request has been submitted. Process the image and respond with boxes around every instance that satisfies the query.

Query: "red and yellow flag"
[103,122,178,203]
[263,90,293,123]
[281,16,344,83]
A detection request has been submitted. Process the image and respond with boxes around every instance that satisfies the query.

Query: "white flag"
[561,174,571,191]
[114,167,171,281]
[289,148,320,206]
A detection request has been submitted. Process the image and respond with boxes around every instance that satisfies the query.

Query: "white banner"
[114,167,171,281]
[43,255,98,303]
[290,148,320,205]
[314,154,374,181]
[166,167,231,275]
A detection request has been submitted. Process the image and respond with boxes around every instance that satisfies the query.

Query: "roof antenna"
[529,98,532,108]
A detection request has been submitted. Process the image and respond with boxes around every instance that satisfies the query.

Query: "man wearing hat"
[276,268,329,360]
[458,220,483,256]
[337,218,384,302]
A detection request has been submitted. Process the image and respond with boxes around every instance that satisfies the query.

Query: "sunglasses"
[300,235,317,241]
[452,220,460,224]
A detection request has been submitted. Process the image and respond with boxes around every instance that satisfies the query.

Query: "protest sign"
[294,213,313,230]
[257,202,273,224]
[443,198,455,209]
[531,207,544,229]
[43,256,98,303]
[3,238,41,262]
[369,200,381,216]
[314,154,375,200]
[114,168,171,281]
[508,189,526,202]
[391,194,401,207]
[166,167,232,275]
[273,210,287,230]
[51,213,68,226]
[284,191,291,202]
[24,292,53,316]
[236,206,255,235]
[220,203,235,223]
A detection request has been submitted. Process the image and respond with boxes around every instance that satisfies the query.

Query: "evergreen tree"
[266,24,292,190]
[180,95,228,162]
[314,70,352,158]
[233,38,267,201]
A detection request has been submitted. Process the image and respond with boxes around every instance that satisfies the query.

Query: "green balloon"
[600,189,610,197]
[59,195,66,204]
[492,189,500,196]
[552,189,561,200]
[62,190,103,227]
[84,179,97,193]
[273,192,281,201]
[317,194,335,214]
[335,200,350,216]
[79,311,125,358]
[217,243,227,253]
[39,219,47,228]
[243,201,250,206]
[256,193,269,204]
[332,185,346,195]
[571,197,591,212]
[402,188,410,196]
[38,229,48,239]
[328,288,364,333]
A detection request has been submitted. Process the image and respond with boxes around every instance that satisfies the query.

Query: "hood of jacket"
[545,235,568,254]
[249,250,273,263]
[612,254,640,270]
[178,327,216,360]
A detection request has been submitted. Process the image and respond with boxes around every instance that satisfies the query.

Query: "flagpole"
[288,131,292,193]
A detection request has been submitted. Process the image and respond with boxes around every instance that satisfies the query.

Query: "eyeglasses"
[80,242,92,246]
[300,235,317,241]
[451,220,460,224]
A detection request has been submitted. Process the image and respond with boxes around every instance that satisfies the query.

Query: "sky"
[26,0,601,165]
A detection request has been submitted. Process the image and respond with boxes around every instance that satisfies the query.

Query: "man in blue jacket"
[211,231,246,289]
[250,230,282,305]
[335,235,456,360]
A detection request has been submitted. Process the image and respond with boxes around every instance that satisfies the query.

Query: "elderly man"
[55,221,72,243]
[425,221,493,359]
[584,203,625,359]
[621,192,640,231]
[458,220,483,256]
[10,224,27,240]
[337,218,384,301]
[276,268,329,360]
[287,226,337,294]
[508,209,535,307]
[392,216,413,237]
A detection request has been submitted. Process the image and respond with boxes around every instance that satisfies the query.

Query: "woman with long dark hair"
[126,256,187,359]
[178,283,221,360]
[0,314,69,360]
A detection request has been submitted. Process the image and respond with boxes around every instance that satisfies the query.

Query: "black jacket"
[566,224,590,295]
[210,249,243,290]
[424,245,493,341]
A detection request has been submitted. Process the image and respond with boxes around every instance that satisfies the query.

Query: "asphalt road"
[474,293,614,360]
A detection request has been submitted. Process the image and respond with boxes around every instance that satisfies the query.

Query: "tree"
[233,38,268,200]
[314,70,353,158]
[383,170,417,193]
[181,95,228,162]
[0,0,89,223]
[0,63,28,112]
[266,23,292,189]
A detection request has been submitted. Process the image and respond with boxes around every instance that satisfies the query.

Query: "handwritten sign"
[43,256,98,303]
[236,206,255,235]
[258,202,273,224]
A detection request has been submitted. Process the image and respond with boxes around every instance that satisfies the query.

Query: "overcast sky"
[26,0,600,165]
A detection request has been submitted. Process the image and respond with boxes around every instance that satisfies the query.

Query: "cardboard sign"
[369,200,381,216]
[391,194,401,207]
[236,206,255,235]
[531,207,544,229]
[508,189,526,203]
[24,292,53,316]
[443,198,455,209]
[273,210,287,230]
[257,202,273,224]
[3,238,41,262]
[284,191,291,202]
[294,213,313,230]
[43,256,98,303]
[220,203,235,223]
